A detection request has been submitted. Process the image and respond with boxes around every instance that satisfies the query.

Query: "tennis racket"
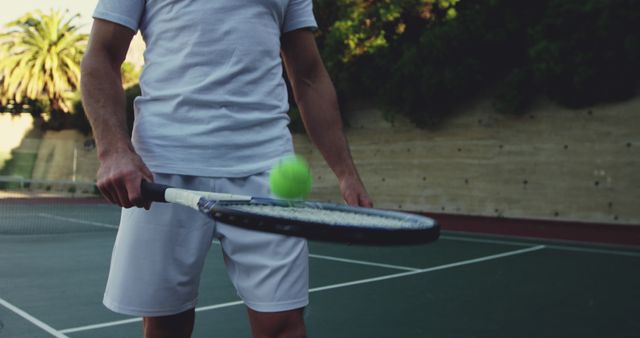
[141,181,439,245]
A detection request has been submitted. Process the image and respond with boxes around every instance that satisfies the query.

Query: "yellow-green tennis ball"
[270,156,312,199]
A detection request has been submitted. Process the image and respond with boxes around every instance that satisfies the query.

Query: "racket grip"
[140,181,169,202]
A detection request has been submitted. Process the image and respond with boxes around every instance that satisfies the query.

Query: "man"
[81,1,372,337]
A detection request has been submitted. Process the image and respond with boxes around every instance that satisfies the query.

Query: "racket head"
[198,197,439,245]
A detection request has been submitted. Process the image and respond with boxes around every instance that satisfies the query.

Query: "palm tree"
[0,10,87,113]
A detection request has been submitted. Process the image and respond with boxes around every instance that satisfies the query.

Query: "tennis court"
[1,199,639,338]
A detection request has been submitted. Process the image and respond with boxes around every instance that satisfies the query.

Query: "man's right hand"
[96,149,154,209]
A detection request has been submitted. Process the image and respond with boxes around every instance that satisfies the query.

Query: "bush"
[124,84,141,135]
[315,0,640,126]
[529,0,640,108]
[380,0,548,125]
[492,67,534,115]
[312,0,461,126]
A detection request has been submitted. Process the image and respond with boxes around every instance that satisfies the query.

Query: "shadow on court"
[1,204,639,338]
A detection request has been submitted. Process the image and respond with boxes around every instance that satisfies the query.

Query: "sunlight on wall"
[0,114,34,170]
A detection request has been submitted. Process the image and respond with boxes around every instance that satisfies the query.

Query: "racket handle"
[141,181,169,202]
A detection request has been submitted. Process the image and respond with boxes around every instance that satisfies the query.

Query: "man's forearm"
[80,54,133,160]
[294,69,360,181]
[81,20,152,208]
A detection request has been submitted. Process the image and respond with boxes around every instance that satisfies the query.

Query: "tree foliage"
[310,0,640,127]
[0,10,87,113]
[528,0,640,108]
[314,0,459,63]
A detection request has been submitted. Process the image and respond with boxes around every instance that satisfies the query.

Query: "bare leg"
[143,308,195,338]
[247,307,306,338]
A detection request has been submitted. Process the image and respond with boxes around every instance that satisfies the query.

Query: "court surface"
[1,203,639,338]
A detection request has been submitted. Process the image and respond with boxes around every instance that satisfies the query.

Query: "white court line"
[60,300,247,334]
[195,300,245,312]
[213,240,420,271]
[442,234,640,257]
[0,297,70,338]
[59,245,544,334]
[308,254,420,271]
[440,234,534,247]
[310,245,545,292]
[36,213,118,229]
[60,317,141,334]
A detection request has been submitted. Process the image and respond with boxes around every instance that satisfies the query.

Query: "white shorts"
[103,172,309,316]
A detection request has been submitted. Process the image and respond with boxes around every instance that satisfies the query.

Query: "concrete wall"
[293,96,640,225]
[31,130,98,183]
[0,114,34,169]
[4,94,637,225]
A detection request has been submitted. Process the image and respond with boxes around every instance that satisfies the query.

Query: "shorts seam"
[243,296,309,312]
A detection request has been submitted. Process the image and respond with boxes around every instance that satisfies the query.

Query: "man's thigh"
[103,174,215,316]
[215,173,310,312]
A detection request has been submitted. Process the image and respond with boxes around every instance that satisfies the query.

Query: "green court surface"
[1,203,639,338]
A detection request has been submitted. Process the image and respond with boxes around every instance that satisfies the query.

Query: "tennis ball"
[270,156,312,199]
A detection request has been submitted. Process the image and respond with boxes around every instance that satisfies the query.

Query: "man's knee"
[247,307,306,338]
[143,308,195,338]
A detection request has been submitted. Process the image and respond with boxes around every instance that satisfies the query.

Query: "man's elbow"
[291,66,325,101]
[81,50,120,83]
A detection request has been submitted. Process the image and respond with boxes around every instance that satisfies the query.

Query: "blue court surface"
[0,203,639,338]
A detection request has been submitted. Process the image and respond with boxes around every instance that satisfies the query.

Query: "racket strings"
[226,203,425,229]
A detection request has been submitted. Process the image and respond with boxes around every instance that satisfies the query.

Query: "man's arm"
[281,29,372,207]
[81,19,153,208]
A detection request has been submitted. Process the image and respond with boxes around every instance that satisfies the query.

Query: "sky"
[1,0,99,32]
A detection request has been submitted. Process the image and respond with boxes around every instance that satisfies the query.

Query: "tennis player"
[80,0,372,337]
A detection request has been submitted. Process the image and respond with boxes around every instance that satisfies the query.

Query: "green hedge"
[314,0,640,127]
[528,0,640,108]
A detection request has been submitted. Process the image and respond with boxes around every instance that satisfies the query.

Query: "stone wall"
[5,94,637,225]
[294,96,640,225]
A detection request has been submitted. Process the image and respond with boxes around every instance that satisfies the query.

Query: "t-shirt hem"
[283,19,318,33]
[146,159,285,178]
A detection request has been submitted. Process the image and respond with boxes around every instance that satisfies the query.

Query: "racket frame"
[141,181,439,245]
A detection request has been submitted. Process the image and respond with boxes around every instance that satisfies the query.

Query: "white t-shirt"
[93,0,317,177]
